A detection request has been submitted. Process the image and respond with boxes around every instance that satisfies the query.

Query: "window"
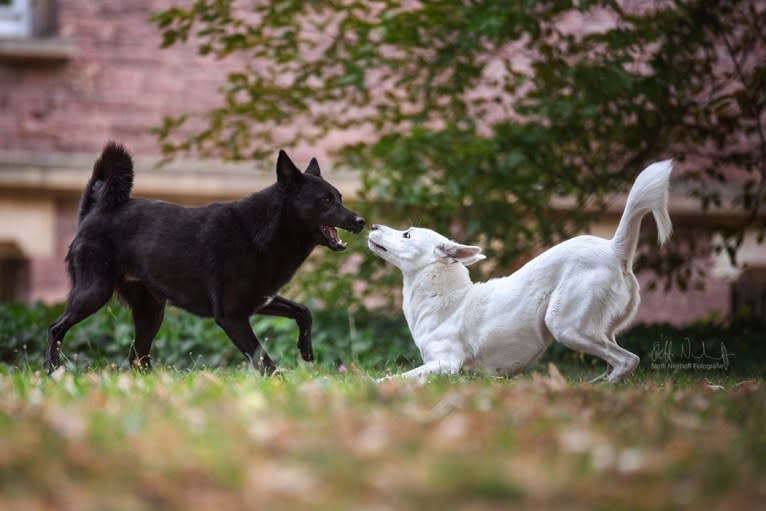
[0,242,29,303]
[0,0,55,39]
[0,257,29,302]
[0,0,32,38]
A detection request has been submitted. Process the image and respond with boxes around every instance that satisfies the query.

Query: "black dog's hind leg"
[45,278,115,374]
[257,296,314,362]
[216,316,276,374]
[119,282,165,370]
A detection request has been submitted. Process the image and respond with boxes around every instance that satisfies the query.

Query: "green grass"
[1,364,763,510]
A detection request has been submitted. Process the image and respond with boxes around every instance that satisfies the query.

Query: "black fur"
[45,143,365,374]
[78,142,133,222]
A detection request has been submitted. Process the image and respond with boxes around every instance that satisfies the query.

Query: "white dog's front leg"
[379,359,461,383]
[403,359,461,379]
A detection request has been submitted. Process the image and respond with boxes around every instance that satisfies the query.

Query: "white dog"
[368,160,673,383]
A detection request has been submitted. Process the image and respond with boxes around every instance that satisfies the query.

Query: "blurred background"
[0,0,764,370]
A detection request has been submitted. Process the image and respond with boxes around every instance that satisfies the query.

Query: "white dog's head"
[367,224,485,272]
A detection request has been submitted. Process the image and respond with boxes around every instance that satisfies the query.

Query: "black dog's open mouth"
[368,240,387,252]
[320,225,347,251]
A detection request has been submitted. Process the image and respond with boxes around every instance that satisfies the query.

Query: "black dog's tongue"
[321,225,346,249]
[322,225,340,243]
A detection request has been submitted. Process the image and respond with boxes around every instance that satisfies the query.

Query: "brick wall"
[634,273,730,325]
[0,0,243,156]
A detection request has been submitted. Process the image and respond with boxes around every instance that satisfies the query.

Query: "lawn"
[0,365,763,511]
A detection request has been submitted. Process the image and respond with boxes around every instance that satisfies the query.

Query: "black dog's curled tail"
[78,141,134,223]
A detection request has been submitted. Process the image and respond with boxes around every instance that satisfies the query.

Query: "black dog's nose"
[354,216,366,229]
[370,223,379,231]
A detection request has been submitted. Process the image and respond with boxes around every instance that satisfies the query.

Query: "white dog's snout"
[367,227,384,242]
[369,223,393,234]
[367,225,390,256]
[368,223,395,243]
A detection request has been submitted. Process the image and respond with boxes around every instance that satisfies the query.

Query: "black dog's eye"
[322,196,332,205]
[403,231,411,239]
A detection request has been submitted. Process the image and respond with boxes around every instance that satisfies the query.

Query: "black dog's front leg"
[216,316,276,374]
[258,296,314,361]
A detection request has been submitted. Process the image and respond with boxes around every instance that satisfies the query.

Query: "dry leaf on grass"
[531,363,568,392]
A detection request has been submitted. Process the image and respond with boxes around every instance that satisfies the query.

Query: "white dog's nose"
[371,224,381,231]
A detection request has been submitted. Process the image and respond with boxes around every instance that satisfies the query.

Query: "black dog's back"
[103,194,303,318]
[46,142,365,374]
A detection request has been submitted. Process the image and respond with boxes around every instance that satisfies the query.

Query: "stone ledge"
[0,150,362,203]
[0,150,754,220]
[0,37,78,63]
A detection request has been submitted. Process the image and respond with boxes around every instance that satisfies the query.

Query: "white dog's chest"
[407,287,553,373]
[463,335,551,374]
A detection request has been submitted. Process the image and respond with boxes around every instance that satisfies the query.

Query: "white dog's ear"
[435,242,486,266]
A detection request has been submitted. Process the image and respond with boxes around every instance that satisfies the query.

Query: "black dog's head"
[276,150,365,251]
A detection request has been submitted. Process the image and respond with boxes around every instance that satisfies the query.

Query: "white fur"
[369,160,673,383]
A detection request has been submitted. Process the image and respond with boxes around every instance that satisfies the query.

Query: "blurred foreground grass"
[0,365,764,511]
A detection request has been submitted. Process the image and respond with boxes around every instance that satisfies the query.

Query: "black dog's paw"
[43,358,59,376]
[297,334,313,361]
[130,357,153,373]
[257,354,277,376]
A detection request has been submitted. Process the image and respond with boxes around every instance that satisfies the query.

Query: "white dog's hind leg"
[604,346,640,383]
[546,311,640,384]
[545,283,640,383]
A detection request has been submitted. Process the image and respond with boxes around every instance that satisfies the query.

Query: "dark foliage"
[1,302,417,371]
[150,0,765,306]
[2,302,763,376]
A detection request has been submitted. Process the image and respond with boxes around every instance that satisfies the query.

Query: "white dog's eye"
[403,231,411,239]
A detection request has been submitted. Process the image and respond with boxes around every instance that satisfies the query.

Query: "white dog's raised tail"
[611,160,673,263]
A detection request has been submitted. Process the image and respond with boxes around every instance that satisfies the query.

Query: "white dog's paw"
[607,355,640,383]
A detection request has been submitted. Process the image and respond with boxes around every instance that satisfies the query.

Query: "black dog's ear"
[276,150,302,186]
[305,157,321,177]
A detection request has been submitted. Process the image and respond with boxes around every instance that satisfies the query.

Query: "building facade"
[0,0,764,324]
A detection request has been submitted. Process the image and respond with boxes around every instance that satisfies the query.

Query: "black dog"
[44,143,365,374]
